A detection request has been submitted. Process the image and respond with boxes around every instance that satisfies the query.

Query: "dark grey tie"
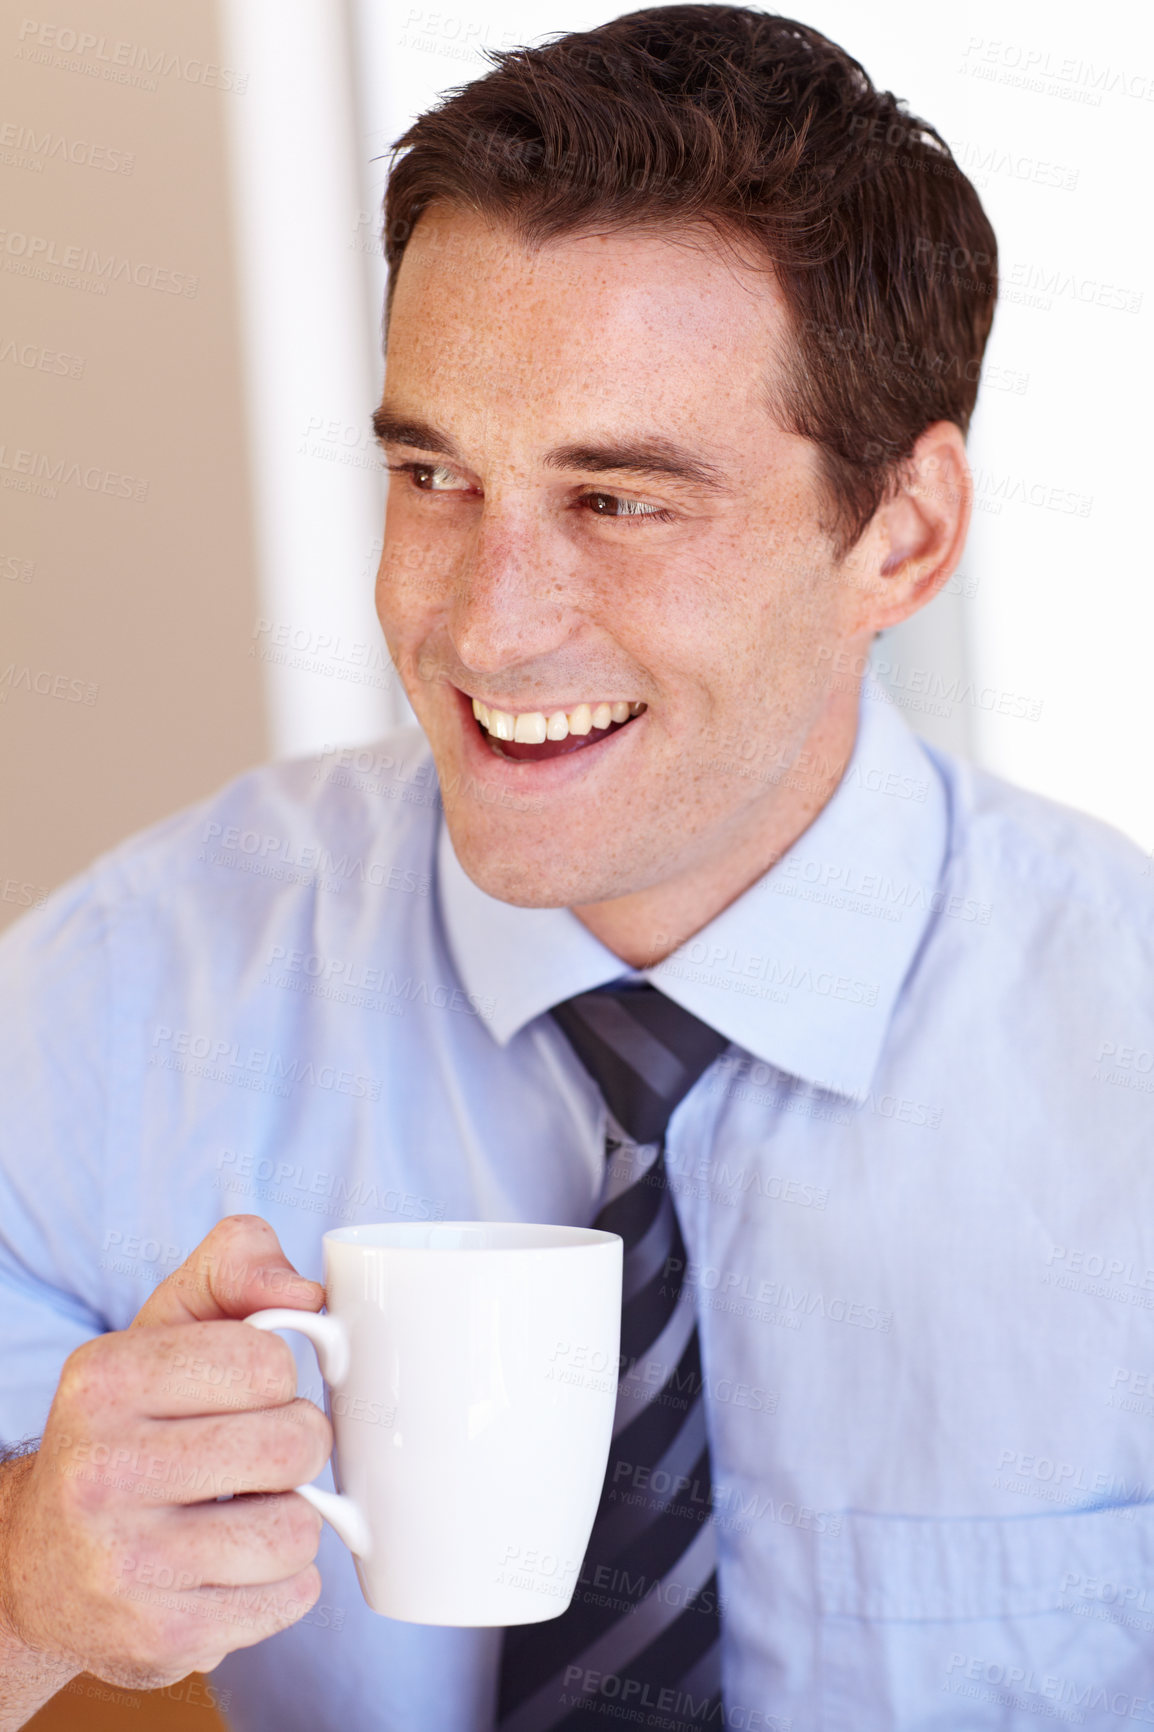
[497,984,729,1731]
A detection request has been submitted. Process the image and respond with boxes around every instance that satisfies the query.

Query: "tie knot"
[551,983,728,1145]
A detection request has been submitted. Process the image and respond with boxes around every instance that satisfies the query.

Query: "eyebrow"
[373,410,457,461]
[372,407,733,494]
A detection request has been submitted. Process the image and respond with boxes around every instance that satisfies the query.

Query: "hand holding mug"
[0,1216,330,1716]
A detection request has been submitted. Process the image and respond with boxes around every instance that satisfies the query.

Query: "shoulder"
[124,726,437,885]
[164,728,439,893]
[0,728,441,974]
[928,744,1154,952]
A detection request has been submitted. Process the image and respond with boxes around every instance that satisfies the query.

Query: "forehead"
[385,204,792,432]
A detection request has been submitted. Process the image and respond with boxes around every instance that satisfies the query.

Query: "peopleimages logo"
[660,938,879,1008]
[0,443,147,501]
[0,120,135,173]
[265,944,493,1021]
[943,1650,1154,1723]
[199,821,430,896]
[0,663,98,704]
[0,337,85,378]
[149,1026,381,1102]
[215,1149,445,1223]
[14,19,248,92]
[0,229,198,297]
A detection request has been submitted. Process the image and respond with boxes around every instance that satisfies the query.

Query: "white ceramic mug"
[245,1221,622,1626]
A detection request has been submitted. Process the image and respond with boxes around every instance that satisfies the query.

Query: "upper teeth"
[471,697,643,744]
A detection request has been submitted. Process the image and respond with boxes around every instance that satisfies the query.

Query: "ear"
[845,421,972,633]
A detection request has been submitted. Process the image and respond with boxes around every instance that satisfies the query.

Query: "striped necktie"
[497,983,730,1731]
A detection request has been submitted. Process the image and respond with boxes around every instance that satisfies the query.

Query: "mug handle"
[244,1308,373,1560]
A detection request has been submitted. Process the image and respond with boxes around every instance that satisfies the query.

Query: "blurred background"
[3,0,1150,1723]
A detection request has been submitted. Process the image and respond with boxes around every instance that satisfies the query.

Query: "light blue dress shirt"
[2,681,1154,1731]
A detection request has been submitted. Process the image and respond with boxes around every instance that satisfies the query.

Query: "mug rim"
[322,1220,621,1252]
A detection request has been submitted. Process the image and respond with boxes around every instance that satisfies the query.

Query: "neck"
[572,679,861,968]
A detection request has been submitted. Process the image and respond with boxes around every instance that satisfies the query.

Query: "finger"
[153,1491,324,1589]
[133,1215,323,1329]
[55,1321,300,1424]
[139,1321,301,1419]
[195,1563,324,1655]
[131,1399,332,1505]
[116,1563,322,1675]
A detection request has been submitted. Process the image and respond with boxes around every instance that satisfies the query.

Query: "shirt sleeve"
[0,869,116,1445]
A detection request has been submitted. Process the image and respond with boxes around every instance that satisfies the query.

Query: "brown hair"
[382,5,998,554]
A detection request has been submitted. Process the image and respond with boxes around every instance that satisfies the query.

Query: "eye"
[384,461,472,493]
[580,492,676,525]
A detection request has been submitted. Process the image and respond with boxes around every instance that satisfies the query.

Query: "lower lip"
[450,689,646,789]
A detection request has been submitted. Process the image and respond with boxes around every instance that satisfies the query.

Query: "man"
[1,5,1151,1729]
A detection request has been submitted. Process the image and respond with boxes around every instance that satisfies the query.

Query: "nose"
[449,505,573,678]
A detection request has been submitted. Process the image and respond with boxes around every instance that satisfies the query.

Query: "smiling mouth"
[467,695,647,763]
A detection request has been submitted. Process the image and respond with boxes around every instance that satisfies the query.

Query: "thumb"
[132,1213,324,1328]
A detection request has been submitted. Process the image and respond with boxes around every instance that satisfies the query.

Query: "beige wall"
[0,0,267,936]
[2,5,247,1717]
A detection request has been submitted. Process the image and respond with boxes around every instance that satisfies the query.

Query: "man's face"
[376,206,871,912]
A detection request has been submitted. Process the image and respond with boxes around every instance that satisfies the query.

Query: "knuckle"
[210,1212,277,1281]
[210,1212,268,1253]
[244,1489,321,1561]
[293,1400,333,1473]
[273,1406,329,1482]
[286,1493,325,1556]
[234,1419,294,1491]
[247,1328,298,1399]
[162,1320,295,1407]
[57,1335,114,1410]
[210,1323,296,1404]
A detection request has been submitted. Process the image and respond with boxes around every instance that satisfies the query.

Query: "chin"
[447,817,592,909]
[442,803,638,912]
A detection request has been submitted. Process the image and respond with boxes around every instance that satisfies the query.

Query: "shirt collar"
[437,677,948,1101]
